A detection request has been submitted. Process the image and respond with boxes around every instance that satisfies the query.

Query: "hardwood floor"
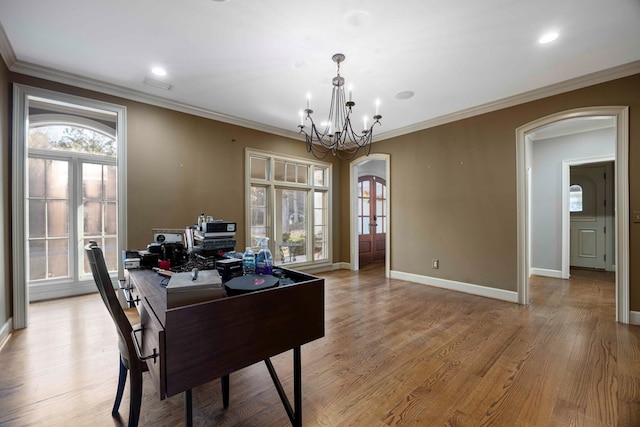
[1,266,639,426]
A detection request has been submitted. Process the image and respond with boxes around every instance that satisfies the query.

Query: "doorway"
[350,154,390,276]
[357,175,387,266]
[569,162,615,272]
[516,106,629,323]
[12,84,127,329]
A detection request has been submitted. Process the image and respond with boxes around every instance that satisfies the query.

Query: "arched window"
[569,184,583,212]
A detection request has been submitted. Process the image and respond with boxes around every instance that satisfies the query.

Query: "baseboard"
[390,270,518,303]
[530,268,564,279]
[29,281,97,302]
[0,317,12,351]
[294,262,348,275]
[629,311,640,326]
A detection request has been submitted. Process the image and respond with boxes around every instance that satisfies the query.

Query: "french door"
[358,175,386,265]
[13,86,126,307]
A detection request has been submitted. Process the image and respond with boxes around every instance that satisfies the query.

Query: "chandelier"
[298,53,381,160]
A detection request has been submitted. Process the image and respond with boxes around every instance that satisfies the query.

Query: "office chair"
[85,242,147,427]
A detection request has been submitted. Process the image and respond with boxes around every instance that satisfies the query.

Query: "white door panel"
[569,165,605,269]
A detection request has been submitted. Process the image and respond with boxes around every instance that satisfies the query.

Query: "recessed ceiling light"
[151,67,167,76]
[538,32,559,44]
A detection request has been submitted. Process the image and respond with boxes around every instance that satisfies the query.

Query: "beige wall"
[2,64,640,325]
[356,74,640,305]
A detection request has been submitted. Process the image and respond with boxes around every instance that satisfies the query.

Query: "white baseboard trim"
[390,270,518,303]
[0,317,12,350]
[295,262,348,275]
[29,281,97,302]
[530,268,565,279]
[629,311,640,326]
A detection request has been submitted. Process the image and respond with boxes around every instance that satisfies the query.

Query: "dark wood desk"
[126,268,324,426]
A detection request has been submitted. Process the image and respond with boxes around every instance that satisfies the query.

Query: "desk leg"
[264,346,302,427]
[293,346,302,427]
[184,389,193,427]
[221,374,230,409]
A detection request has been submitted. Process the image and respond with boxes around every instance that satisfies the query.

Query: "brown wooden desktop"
[125,268,325,426]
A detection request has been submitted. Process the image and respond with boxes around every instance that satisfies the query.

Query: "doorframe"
[516,106,629,323]
[562,157,614,278]
[12,84,128,329]
[350,153,390,277]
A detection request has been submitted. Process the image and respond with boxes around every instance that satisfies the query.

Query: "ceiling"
[1,0,639,141]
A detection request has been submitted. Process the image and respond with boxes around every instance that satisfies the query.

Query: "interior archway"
[516,106,629,323]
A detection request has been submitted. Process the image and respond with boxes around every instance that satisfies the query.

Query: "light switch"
[634,211,640,223]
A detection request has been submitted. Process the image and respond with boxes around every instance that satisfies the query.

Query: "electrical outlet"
[432,259,439,269]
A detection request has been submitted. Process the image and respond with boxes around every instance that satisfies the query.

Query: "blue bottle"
[255,238,273,275]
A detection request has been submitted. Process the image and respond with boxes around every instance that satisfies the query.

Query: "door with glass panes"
[358,175,386,265]
[28,115,118,300]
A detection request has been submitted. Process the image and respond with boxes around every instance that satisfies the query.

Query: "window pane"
[28,125,116,156]
[296,165,308,184]
[47,200,68,237]
[29,240,46,280]
[285,164,296,183]
[28,158,45,197]
[84,201,103,235]
[104,165,117,200]
[569,184,583,212]
[105,237,118,272]
[277,189,307,263]
[314,167,326,186]
[29,200,46,238]
[47,160,68,198]
[250,157,267,180]
[313,191,327,261]
[83,163,103,199]
[362,217,371,235]
[48,238,69,278]
[376,199,384,218]
[250,186,268,243]
[105,202,118,235]
[274,160,285,181]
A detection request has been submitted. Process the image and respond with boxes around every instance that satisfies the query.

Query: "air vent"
[143,76,173,90]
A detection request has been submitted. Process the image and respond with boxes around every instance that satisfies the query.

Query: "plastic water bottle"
[242,247,256,275]
[256,237,273,275]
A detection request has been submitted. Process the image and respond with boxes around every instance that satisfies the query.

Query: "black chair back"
[85,242,138,370]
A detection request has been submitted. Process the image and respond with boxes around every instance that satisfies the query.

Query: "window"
[247,150,330,267]
[569,184,583,212]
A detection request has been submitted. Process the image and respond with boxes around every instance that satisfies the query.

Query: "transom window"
[247,150,331,267]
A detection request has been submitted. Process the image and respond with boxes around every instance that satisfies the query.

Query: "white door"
[569,165,606,269]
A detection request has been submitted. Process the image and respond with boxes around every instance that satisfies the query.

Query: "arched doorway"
[357,175,387,266]
[516,106,629,323]
[350,153,390,277]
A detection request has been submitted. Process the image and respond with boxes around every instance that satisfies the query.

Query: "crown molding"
[0,21,16,68]
[375,60,640,141]
[8,59,301,141]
